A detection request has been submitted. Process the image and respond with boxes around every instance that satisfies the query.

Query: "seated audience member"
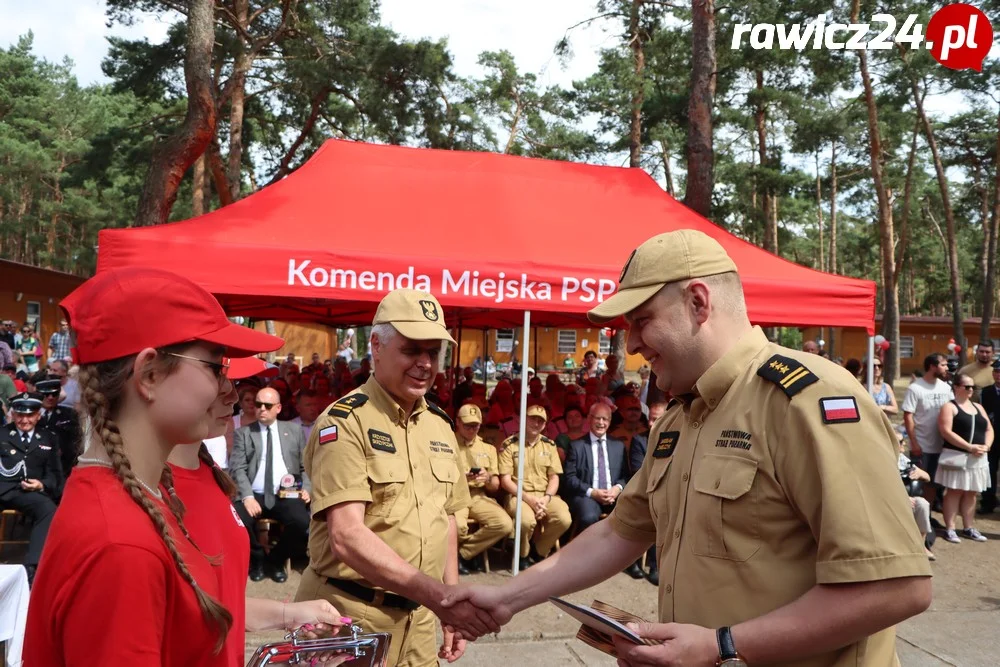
[937,374,993,543]
[231,387,311,582]
[609,394,648,459]
[554,405,588,463]
[601,354,624,393]
[869,358,898,415]
[498,405,571,570]
[1,393,61,584]
[234,383,259,429]
[562,403,635,577]
[844,358,863,381]
[626,398,670,585]
[0,364,18,414]
[576,350,602,385]
[452,366,474,410]
[291,389,325,442]
[34,376,81,482]
[897,432,935,560]
[305,352,324,373]
[270,378,298,421]
[453,404,513,574]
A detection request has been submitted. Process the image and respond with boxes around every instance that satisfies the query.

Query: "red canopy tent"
[98,139,875,334]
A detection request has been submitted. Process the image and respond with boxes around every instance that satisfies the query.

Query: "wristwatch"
[716,627,747,666]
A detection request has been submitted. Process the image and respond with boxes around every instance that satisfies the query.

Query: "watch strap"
[717,626,738,659]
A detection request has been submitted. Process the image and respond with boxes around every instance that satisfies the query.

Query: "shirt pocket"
[690,454,760,562]
[430,455,458,505]
[365,457,408,518]
[646,459,671,528]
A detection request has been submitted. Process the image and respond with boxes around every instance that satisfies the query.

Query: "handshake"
[429,582,513,662]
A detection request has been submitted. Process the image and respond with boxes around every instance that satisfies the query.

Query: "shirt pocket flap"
[430,457,459,483]
[693,455,757,500]
[367,457,408,484]
[645,460,671,495]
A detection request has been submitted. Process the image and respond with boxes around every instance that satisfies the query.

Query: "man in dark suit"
[231,386,311,582]
[34,376,81,485]
[562,402,640,577]
[979,360,1000,513]
[0,393,61,584]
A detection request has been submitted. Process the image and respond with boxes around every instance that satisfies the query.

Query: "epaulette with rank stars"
[757,354,819,398]
[327,393,369,418]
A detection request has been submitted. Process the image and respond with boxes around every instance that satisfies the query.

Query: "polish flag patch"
[819,397,860,424]
[319,425,338,445]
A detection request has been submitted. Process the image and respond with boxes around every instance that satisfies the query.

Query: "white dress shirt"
[586,432,621,497]
[251,421,289,495]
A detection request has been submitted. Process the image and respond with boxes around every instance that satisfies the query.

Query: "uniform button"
[673,529,680,538]
[665,584,672,594]
[691,421,700,428]
[681,472,689,482]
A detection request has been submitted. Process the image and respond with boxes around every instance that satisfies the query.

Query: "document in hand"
[549,597,658,658]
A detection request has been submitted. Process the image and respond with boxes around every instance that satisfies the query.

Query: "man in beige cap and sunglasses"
[443,230,931,667]
[296,289,497,666]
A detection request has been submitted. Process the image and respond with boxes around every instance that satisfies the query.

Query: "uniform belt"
[326,578,421,611]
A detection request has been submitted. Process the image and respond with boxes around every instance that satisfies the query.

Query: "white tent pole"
[866,336,875,393]
[512,310,531,576]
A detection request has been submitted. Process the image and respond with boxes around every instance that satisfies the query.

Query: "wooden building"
[0,260,84,357]
[802,317,1000,376]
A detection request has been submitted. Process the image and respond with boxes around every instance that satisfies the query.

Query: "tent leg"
[454,321,463,375]
[866,336,875,393]
[512,310,531,576]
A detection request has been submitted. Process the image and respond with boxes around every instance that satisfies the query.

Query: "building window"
[26,302,41,328]
[599,330,611,355]
[899,336,914,359]
[557,330,577,354]
[496,329,514,353]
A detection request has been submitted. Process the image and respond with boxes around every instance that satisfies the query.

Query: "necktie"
[21,433,29,445]
[597,436,610,489]
[263,426,275,510]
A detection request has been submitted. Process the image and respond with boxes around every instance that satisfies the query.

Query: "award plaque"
[278,473,302,499]
[247,624,392,666]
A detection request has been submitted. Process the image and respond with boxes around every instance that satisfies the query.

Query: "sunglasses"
[163,352,230,387]
[254,401,277,410]
[873,364,882,368]
[960,384,976,390]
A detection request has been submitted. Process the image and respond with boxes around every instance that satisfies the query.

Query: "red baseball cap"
[61,267,284,364]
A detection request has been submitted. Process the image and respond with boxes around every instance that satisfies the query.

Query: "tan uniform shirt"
[457,435,499,499]
[498,434,562,493]
[959,361,995,403]
[611,327,931,667]
[305,376,471,585]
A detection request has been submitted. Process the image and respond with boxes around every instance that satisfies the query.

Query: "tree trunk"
[984,102,1000,341]
[659,138,675,196]
[815,151,824,271]
[828,141,838,274]
[683,0,716,218]
[895,120,919,289]
[133,0,216,227]
[909,73,965,351]
[192,153,206,216]
[854,7,899,382]
[225,0,250,201]
[755,71,776,254]
[976,163,990,287]
[628,0,644,170]
[265,320,277,363]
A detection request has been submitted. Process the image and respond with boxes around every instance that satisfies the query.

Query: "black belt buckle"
[327,578,420,611]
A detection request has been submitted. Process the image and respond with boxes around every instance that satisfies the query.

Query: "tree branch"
[266,85,330,185]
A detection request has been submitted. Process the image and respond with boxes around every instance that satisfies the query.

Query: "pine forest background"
[1,0,999,380]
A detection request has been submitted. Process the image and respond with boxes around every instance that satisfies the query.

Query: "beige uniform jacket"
[611,327,931,667]
[498,434,563,493]
[304,376,471,586]
[457,435,500,499]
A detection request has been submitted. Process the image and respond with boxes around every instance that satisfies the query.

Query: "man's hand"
[612,622,717,667]
[301,489,311,504]
[20,479,42,492]
[429,584,502,640]
[475,470,489,485]
[909,441,923,458]
[440,584,514,628]
[244,496,263,518]
[908,467,930,482]
[439,627,467,663]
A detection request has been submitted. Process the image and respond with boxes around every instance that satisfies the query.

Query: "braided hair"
[77,354,232,652]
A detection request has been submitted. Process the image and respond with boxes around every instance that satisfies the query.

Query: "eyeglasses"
[873,364,882,369]
[164,352,230,386]
[254,401,277,410]
[960,384,976,390]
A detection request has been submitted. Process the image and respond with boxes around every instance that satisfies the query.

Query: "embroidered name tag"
[653,431,679,459]
[429,440,454,454]
[368,429,396,453]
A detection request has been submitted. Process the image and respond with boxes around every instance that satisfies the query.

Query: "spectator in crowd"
[499,405,571,570]
[231,387,312,583]
[869,358,898,415]
[17,325,41,373]
[562,403,635,576]
[234,383,258,429]
[3,364,25,395]
[903,353,954,510]
[0,321,16,349]
[34,375,81,482]
[802,340,819,354]
[637,364,651,405]
[337,329,356,363]
[0,364,17,414]
[959,340,996,403]
[1,392,61,584]
[625,399,669,586]
[306,352,324,372]
[844,358,863,380]
[576,350,602,385]
[452,366,474,410]
[47,318,72,363]
[270,377,298,421]
[351,356,372,388]
[602,354,624,393]
[980,360,1000,513]
[609,394,648,459]
[453,404,513,575]
[46,358,77,408]
[562,353,575,369]
[285,366,302,396]
[0,337,13,370]
[554,405,587,463]
[936,373,994,543]
[291,389,325,442]
[896,432,936,560]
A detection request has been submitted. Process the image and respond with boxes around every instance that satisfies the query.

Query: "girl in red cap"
[24,267,286,666]
[166,355,351,667]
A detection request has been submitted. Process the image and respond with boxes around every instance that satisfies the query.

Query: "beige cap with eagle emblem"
[588,229,738,324]
[373,289,456,343]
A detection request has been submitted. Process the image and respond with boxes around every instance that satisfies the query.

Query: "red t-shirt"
[169,460,250,667]
[24,466,229,667]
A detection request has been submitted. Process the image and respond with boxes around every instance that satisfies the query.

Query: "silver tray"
[247,624,392,666]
